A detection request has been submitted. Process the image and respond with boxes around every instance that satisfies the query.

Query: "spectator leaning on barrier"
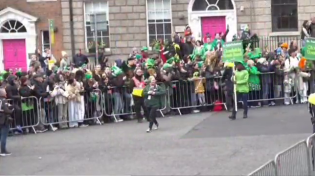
[0,88,14,156]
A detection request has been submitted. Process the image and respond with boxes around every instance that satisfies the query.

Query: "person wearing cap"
[0,88,14,156]
[141,46,149,62]
[143,76,165,133]
[229,62,249,120]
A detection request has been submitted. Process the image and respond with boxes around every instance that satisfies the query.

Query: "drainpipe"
[69,0,75,59]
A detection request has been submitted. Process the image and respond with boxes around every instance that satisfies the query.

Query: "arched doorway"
[188,0,237,42]
[0,7,37,71]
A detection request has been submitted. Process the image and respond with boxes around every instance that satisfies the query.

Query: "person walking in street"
[0,88,14,156]
[229,63,249,120]
[143,76,166,133]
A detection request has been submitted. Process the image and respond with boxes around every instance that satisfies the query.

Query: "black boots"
[228,111,248,120]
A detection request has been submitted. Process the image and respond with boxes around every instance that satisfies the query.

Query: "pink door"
[201,16,226,41]
[3,39,27,72]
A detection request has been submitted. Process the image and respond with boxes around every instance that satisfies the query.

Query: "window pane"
[97,37,110,48]
[217,0,234,10]
[272,4,297,31]
[85,1,109,48]
[156,23,164,34]
[193,0,208,11]
[149,35,156,45]
[148,24,156,35]
[164,23,172,34]
[165,35,172,42]
[156,35,165,41]
[43,31,50,44]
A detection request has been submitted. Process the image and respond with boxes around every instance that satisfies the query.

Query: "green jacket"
[191,46,205,61]
[203,43,212,53]
[211,39,225,51]
[235,70,249,93]
[248,66,261,91]
[143,84,166,108]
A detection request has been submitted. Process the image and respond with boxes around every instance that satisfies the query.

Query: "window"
[84,1,110,53]
[271,0,298,32]
[0,20,27,33]
[192,0,234,11]
[147,0,172,45]
[42,31,50,54]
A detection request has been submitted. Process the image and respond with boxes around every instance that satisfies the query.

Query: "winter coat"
[235,70,249,93]
[143,84,166,108]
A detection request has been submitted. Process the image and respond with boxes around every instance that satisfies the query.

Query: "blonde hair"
[205,51,218,72]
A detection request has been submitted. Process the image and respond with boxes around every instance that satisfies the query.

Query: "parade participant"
[229,62,249,120]
[143,76,166,133]
[309,93,315,133]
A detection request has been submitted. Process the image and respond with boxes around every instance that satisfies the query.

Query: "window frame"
[271,0,298,32]
[83,1,110,53]
[41,30,51,54]
[146,0,173,48]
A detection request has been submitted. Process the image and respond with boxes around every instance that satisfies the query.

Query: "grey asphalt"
[0,104,312,175]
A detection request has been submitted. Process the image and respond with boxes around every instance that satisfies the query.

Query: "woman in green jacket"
[247,60,261,107]
[143,76,166,133]
[229,63,249,120]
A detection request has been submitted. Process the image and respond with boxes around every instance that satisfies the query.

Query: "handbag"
[132,77,145,97]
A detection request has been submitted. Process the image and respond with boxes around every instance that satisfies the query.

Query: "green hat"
[146,58,155,68]
[167,57,175,64]
[111,66,123,76]
[85,73,92,80]
[135,54,142,60]
[163,63,172,70]
[141,46,148,51]
[248,48,262,60]
[197,61,204,69]
[0,76,3,81]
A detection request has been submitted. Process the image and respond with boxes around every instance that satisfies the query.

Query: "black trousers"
[146,106,158,129]
[133,96,148,121]
[309,104,315,133]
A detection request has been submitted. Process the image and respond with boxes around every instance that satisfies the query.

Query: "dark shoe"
[229,115,236,120]
[243,114,248,119]
[0,151,12,156]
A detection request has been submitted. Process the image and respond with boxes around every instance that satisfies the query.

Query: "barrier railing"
[275,140,310,176]
[248,160,277,176]
[103,84,167,122]
[8,96,40,134]
[39,89,103,130]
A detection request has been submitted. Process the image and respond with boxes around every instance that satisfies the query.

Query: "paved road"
[0,104,312,175]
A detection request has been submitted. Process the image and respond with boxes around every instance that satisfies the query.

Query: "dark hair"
[236,63,245,71]
[68,78,74,85]
[303,20,309,28]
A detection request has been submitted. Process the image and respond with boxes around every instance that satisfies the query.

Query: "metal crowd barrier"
[39,89,103,130]
[248,160,277,176]
[8,96,40,134]
[248,136,315,176]
[103,84,167,122]
[275,140,310,176]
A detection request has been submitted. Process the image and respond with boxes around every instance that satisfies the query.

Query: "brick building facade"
[0,0,63,71]
[0,0,313,69]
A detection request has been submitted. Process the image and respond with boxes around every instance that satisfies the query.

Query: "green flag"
[222,40,244,62]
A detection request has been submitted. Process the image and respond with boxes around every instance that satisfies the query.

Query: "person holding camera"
[0,89,14,156]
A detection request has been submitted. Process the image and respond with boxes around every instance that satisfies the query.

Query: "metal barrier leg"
[31,126,37,134]
[159,110,164,117]
[49,124,54,131]
[223,103,228,111]
[95,117,102,125]
[177,108,182,116]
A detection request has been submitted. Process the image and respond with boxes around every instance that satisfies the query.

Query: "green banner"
[222,41,244,62]
[305,38,315,60]
[48,19,55,45]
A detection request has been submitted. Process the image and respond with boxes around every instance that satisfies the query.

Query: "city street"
[0,104,311,175]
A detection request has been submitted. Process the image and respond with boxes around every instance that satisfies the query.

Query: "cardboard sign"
[222,40,244,62]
